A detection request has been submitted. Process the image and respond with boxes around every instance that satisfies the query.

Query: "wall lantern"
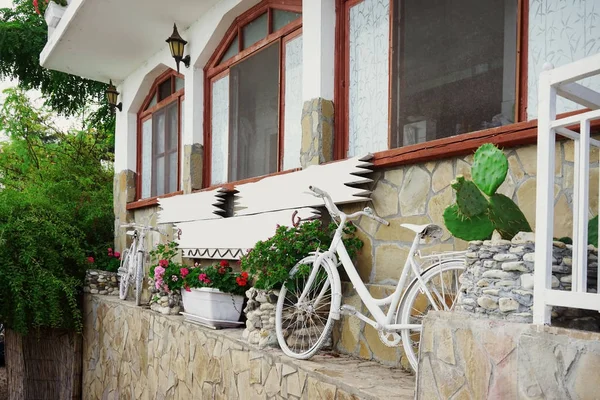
[106,80,122,112]
[166,23,190,73]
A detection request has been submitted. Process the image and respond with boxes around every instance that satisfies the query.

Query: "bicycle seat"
[400,223,443,239]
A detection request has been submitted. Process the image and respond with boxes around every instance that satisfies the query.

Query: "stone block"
[399,166,431,216]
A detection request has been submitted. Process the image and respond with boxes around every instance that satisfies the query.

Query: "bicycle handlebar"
[309,186,389,226]
[120,223,167,234]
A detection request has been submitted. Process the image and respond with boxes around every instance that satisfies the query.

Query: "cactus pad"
[452,176,488,217]
[471,143,508,196]
[443,204,494,241]
[487,194,532,240]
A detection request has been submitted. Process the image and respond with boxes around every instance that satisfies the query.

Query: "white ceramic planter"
[181,287,244,322]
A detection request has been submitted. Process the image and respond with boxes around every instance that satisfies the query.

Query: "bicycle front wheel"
[118,248,131,300]
[397,260,465,371]
[135,250,144,306]
[276,256,336,359]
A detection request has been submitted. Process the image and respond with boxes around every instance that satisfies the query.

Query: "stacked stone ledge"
[458,232,599,327]
[242,287,278,348]
[148,277,181,315]
[84,269,119,296]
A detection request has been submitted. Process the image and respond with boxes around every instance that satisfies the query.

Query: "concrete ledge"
[83,294,415,399]
[417,311,600,399]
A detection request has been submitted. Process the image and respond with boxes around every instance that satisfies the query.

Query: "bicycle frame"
[298,213,463,332]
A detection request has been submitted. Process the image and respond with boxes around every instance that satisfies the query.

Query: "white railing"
[534,53,600,324]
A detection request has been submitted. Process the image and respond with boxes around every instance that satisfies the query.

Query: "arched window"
[205,0,303,186]
[137,70,185,199]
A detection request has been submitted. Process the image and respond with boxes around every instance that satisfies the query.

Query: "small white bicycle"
[275,186,466,371]
[118,222,165,306]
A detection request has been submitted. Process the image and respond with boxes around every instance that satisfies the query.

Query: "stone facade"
[83,294,415,400]
[417,311,600,400]
[334,140,598,365]
[83,269,120,296]
[242,288,278,348]
[300,98,334,168]
[182,143,203,194]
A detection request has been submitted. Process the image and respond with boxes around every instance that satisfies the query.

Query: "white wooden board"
[157,188,227,224]
[232,154,373,216]
[176,208,320,259]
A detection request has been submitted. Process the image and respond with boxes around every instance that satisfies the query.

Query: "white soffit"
[233,154,373,216]
[157,189,226,224]
[176,207,321,259]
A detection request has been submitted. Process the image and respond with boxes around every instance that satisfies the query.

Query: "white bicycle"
[118,222,165,306]
[275,186,466,371]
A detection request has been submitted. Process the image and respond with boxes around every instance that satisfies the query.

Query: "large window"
[340,0,522,157]
[205,2,302,186]
[138,71,184,199]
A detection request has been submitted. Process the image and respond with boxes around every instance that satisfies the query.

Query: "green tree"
[0,88,114,334]
[0,0,114,146]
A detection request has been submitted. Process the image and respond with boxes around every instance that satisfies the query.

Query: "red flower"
[159,259,169,267]
[114,251,120,258]
[108,248,113,256]
[236,277,247,287]
[87,256,94,263]
[220,260,229,267]
[241,272,249,279]
[218,267,227,274]
[184,285,191,292]
[180,267,189,278]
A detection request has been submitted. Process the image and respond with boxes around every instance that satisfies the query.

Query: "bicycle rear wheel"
[135,250,144,306]
[118,248,131,300]
[397,260,464,371]
[276,256,336,359]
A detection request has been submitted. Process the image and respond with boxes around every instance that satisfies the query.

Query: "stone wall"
[334,140,599,365]
[243,288,278,348]
[417,311,600,400]
[83,294,415,400]
[84,269,120,296]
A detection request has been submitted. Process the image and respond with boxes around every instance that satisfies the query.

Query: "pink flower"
[198,273,211,284]
[108,248,113,256]
[159,259,169,267]
[163,284,170,293]
[193,262,199,268]
[171,275,178,282]
[184,285,191,292]
[154,266,165,279]
[87,256,94,263]
[114,252,120,258]
[180,268,189,277]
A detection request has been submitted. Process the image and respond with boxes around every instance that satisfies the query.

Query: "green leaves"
[239,220,363,291]
[0,89,113,335]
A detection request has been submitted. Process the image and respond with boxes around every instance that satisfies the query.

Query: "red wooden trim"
[126,191,184,211]
[139,70,184,112]
[517,0,529,122]
[207,20,302,78]
[139,88,184,120]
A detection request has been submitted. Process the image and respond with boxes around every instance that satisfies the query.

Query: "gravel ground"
[0,367,6,400]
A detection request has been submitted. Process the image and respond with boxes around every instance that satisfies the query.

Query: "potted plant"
[150,241,251,323]
[239,219,363,347]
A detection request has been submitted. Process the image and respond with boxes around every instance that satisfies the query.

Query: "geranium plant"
[33,0,68,15]
[240,220,363,291]
[150,242,251,296]
[86,247,121,273]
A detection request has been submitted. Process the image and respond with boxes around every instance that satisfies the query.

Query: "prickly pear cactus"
[442,204,495,241]
[471,143,508,196]
[443,143,532,241]
[452,176,488,217]
[487,194,532,239]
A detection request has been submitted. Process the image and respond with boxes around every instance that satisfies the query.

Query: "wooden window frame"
[334,0,529,160]
[135,69,185,203]
[203,0,302,188]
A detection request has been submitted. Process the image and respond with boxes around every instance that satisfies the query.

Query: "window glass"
[158,79,172,101]
[211,76,230,185]
[273,9,301,32]
[175,77,185,92]
[141,118,152,199]
[243,13,268,49]
[155,156,165,196]
[347,0,390,157]
[155,111,166,155]
[283,35,303,171]
[228,43,280,181]
[168,152,178,194]
[146,94,157,110]
[220,36,239,64]
[390,0,517,148]
[167,103,178,151]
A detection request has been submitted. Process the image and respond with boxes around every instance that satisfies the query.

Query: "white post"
[573,119,590,293]
[533,71,557,325]
[302,0,335,101]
